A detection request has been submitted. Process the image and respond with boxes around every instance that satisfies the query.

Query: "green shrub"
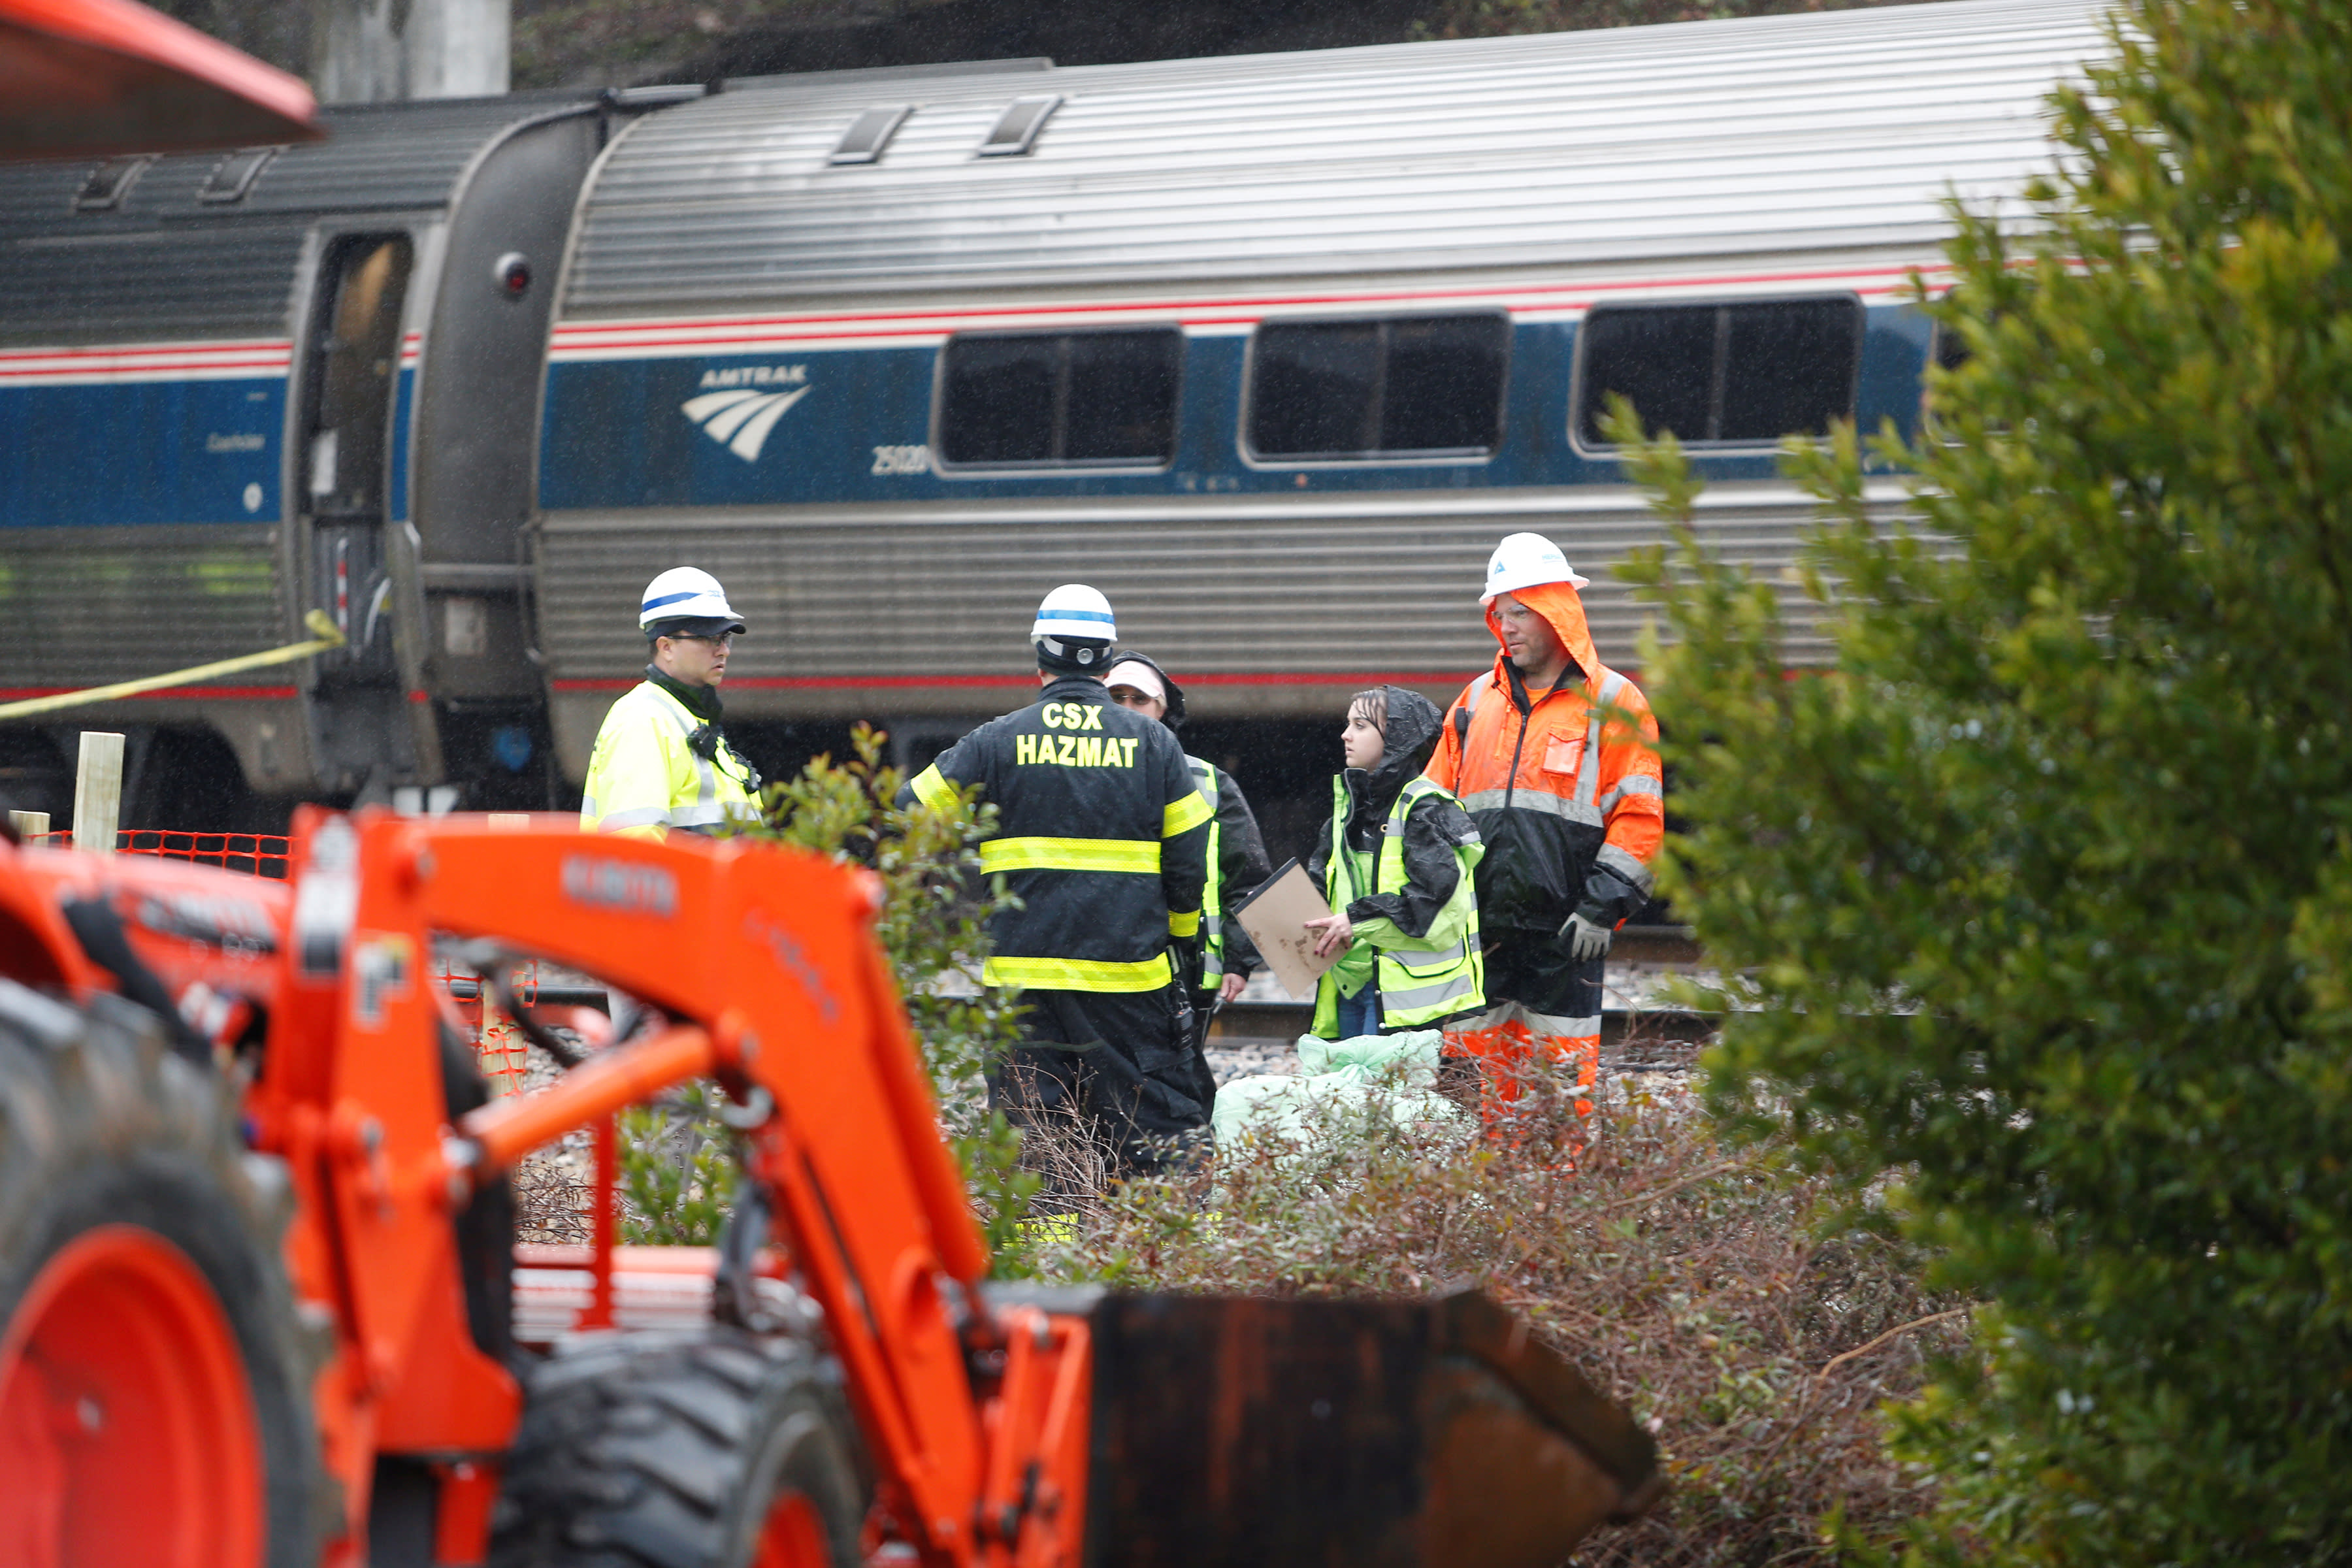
[1614,1,2352,1558]
[618,1082,737,1246]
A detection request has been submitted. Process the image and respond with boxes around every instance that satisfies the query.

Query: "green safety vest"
[1186,755,1225,989]
[1312,774,1486,1037]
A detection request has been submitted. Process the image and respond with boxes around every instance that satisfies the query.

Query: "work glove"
[1559,912,1612,961]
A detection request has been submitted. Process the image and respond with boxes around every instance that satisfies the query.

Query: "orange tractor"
[0,810,1657,1567]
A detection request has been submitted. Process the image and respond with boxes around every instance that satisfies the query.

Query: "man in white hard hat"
[580,567,763,839]
[899,586,1214,1181]
[1423,532,1663,1119]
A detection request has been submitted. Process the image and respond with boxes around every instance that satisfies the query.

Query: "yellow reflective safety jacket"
[902,676,1210,994]
[1185,753,1271,993]
[580,675,760,840]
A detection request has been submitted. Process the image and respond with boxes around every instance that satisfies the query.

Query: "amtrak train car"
[531,0,2102,833]
[0,89,687,822]
[0,0,2104,832]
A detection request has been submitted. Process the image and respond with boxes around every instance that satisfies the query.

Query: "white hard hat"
[1479,531,1590,606]
[640,567,745,636]
[1035,585,1115,667]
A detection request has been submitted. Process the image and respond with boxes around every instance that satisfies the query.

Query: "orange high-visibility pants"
[1444,1000,1601,1121]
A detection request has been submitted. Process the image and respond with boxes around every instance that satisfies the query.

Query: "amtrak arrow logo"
[681,385,810,462]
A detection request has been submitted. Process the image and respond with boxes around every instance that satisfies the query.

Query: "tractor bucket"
[1070,1286,1663,1567]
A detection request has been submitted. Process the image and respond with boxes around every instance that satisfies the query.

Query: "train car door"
[297,232,419,793]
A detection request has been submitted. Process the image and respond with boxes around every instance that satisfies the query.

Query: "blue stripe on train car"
[0,378,284,527]
[538,306,1934,512]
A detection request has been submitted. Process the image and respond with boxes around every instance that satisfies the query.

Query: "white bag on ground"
[1211,1030,1459,1147]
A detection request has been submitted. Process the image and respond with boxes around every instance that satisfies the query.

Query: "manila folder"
[1230,858,1339,1001]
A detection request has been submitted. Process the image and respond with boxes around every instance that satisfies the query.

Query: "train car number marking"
[871,444,930,476]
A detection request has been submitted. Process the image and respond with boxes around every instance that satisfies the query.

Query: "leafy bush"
[1613,1,2352,1558]
[618,1082,738,1245]
[1035,1059,1964,1566]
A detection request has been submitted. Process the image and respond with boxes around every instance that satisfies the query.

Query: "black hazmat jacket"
[901,676,1210,987]
[1304,687,1482,940]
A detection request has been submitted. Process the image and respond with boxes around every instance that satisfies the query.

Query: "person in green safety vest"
[1102,652,1273,1115]
[1303,686,1486,1041]
[580,567,763,840]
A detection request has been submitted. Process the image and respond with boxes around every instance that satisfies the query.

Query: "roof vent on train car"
[606,84,708,112]
[830,106,913,165]
[976,96,1060,157]
[197,147,280,204]
[73,155,153,212]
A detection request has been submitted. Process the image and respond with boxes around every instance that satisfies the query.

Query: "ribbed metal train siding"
[0,525,284,687]
[536,485,1891,722]
[0,97,595,344]
[561,0,2104,312]
[0,225,309,342]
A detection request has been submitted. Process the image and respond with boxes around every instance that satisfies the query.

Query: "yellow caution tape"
[0,610,348,722]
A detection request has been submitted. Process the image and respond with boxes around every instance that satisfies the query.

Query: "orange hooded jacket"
[1422,580,1663,935]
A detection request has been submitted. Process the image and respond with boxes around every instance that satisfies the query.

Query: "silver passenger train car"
[0,0,2104,825]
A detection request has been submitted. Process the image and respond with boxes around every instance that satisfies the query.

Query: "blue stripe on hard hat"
[1041,608,1114,624]
[642,589,704,612]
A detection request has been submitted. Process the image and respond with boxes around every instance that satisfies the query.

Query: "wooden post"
[8,810,50,843]
[73,732,124,856]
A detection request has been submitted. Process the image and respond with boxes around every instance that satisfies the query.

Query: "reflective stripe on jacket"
[1424,581,1663,932]
[1189,757,1227,985]
[580,679,759,840]
[1312,774,1486,1036]
[1183,754,1273,990]
[902,678,1211,994]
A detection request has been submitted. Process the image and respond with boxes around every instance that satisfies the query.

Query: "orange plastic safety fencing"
[26,828,293,879]
[438,958,539,1098]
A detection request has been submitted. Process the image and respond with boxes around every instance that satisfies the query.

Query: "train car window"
[1577,296,1860,446]
[304,235,414,518]
[1250,321,1379,457]
[1064,332,1183,460]
[937,330,1181,466]
[74,155,153,212]
[977,97,1061,157]
[1247,314,1508,460]
[830,106,911,165]
[1575,306,1716,445]
[1718,299,1858,442]
[198,147,278,203]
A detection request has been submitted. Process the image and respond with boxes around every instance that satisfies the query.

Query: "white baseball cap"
[1102,657,1167,703]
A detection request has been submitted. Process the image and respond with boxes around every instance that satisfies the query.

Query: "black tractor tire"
[489,1328,869,1568]
[0,983,333,1567]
